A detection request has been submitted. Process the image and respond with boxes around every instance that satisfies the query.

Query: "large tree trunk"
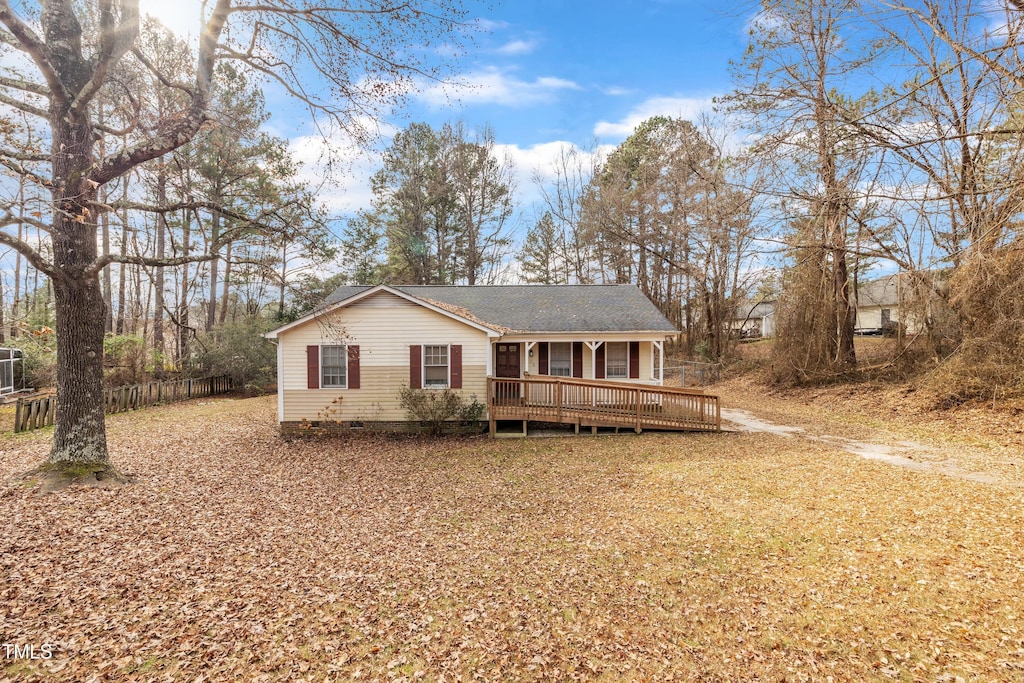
[45,110,121,480]
[50,271,109,467]
[39,28,123,483]
[833,243,856,368]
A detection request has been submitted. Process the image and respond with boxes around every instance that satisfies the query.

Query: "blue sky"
[142,0,751,219]
[446,1,745,146]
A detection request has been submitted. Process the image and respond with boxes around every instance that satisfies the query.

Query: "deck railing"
[486,374,720,435]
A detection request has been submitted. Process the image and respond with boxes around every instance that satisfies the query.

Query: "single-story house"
[728,300,776,339]
[854,273,935,335]
[854,274,900,334]
[264,284,679,433]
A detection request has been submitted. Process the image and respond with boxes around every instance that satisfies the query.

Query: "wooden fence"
[662,362,722,387]
[13,376,233,433]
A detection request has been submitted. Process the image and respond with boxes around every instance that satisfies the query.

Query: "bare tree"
[726,0,885,376]
[533,144,600,284]
[0,0,471,488]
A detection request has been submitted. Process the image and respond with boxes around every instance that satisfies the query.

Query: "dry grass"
[2,396,1024,681]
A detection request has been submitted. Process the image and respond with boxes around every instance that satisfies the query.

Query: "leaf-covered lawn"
[2,396,1023,681]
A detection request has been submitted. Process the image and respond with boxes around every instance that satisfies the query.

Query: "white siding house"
[265,284,679,434]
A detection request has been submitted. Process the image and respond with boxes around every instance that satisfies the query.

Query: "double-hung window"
[424,345,449,388]
[549,342,571,377]
[605,342,628,379]
[321,345,347,388]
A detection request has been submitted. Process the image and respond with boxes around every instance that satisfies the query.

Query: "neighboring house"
[728,300,776,339]
[854,273,931,335]
[264,284,679,433]
[855,274,899,334]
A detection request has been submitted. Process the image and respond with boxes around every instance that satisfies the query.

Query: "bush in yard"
[925,247,1024,403]
[398,387,485,435]
[13,324,57,390]
[103,334,146,386]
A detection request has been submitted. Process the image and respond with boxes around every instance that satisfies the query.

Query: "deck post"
[487,378,496,436]
[635,386,642,433]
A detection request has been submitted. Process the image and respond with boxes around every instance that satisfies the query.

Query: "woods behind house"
[3,0,1024,421]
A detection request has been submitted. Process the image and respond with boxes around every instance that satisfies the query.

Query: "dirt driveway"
[714,376,1024,487]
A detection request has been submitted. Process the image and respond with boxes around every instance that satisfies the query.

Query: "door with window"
[494,343,521,402]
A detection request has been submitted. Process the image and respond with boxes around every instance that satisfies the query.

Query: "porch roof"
[322,284,679,334]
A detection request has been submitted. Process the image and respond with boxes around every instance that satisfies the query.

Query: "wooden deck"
[486,375,720,436]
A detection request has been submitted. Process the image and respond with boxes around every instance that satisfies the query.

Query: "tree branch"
[0,0,72,107]
[0,147,49,162]
[0,89,50,119]
[86,250,217,278]
[0,214,59,279]
[87,0,231,186]
[130,46,194,96]
[68,0,139,120]
[0,154,53,189]
[0,73,48,96]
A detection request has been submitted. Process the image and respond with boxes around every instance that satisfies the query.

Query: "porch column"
[653,340,664,385]
[585,341,600,380]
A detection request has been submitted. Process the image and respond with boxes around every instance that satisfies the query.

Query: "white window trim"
[320,344,348,389]
[422,343,451,389]
[605,341,629,379]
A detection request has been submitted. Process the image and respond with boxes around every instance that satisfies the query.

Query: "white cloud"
[602,86,634,97]
[416,67,582,107]
[593,96,717,139]
[495,39,538,56]
[494,141,614,209]
[287,117,399,213]
[471,17,510,32]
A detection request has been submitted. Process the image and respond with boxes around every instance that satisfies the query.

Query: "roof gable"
[263,285,502,339]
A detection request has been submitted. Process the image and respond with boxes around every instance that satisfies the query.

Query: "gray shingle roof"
[321,284,678,334]
[857,274,900,307]
[732,300,776,320]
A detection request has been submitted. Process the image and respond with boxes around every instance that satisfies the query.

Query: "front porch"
[486,375,721,437]
[491,338,667,385]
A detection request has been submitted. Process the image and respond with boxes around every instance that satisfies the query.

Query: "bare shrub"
[398,387,485,436]
[926,246,1024,402]
[770,252,841,385]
